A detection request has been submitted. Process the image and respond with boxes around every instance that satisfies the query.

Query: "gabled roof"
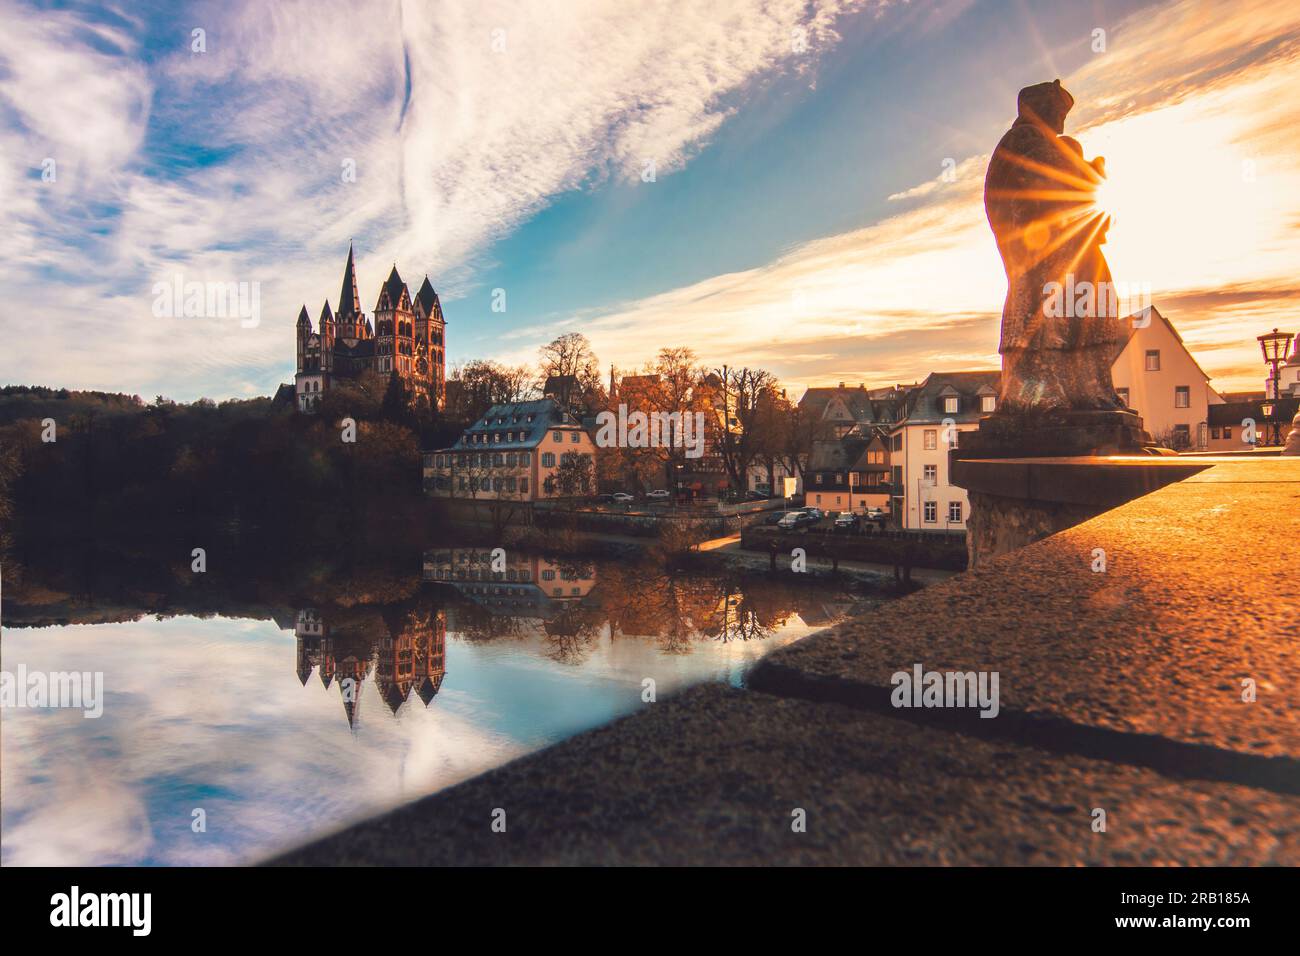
[337,243,362,317]
[808,437,868,472]
[896,370,1001,425]
[375,265,411,312]
[800,383,915,425]
[1117,305,1214,383]
[415,276,441,320]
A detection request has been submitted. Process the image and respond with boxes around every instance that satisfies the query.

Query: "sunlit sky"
[1,0,1297,400]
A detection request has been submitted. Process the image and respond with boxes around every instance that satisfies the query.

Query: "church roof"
[296,304,311,328]
[376,265,411,312]
[416,276,440,318]
[337,243,362,317]
[319,300,333,324]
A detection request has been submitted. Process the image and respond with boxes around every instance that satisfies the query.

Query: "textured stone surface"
[752,459,1300,763]
[269,683,1300,866]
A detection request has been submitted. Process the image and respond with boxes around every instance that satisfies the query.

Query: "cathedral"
[294,244,447,412]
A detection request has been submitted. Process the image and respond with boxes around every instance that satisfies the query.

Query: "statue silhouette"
[985,80,1126,411]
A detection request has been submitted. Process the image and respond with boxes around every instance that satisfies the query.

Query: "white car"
[611,492,635,503]
[646,489,671,500]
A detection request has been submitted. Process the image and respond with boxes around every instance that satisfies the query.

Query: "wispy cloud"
[0,0,873,398]
[515,0,1300,396]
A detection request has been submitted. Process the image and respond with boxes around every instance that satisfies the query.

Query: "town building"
[888,371,1000,531]
[805,427,891,513]
[294,244,447,413]
[798,382,914,440]
[1206,397,1300,451]
[1112,306,1223,450]
[424,397,596,501]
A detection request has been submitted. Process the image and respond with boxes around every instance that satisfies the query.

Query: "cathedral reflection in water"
[289,549,599,727]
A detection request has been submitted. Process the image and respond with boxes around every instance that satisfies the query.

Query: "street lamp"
[1257,328,1294,446]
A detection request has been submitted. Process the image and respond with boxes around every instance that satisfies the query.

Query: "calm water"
[1,544,866,865]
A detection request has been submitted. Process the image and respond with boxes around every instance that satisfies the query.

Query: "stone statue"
[1284,410,1300,455]
[985,80,1126,412]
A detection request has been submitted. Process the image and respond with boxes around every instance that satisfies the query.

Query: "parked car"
[646,489,671,500]
[611,492,635,503]
[833,512,860,532]
[803,507,824,521]
[744,490,768,501]
[593,493,617,504]
[777,510,820,531]
[764,510,794,525]
[776,512,804,530]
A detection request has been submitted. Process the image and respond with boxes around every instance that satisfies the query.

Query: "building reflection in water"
[289,549,859,726]
[293,605,447,728]
[422,548,597,616]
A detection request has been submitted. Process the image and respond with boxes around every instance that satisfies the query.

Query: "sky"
[1,0,1298,401]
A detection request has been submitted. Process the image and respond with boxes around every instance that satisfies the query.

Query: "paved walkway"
[271,458,1299,865]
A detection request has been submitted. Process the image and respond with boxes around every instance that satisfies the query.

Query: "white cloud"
[0,0,874,399]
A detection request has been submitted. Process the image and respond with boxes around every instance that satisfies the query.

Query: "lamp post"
[1257,328,1294,446]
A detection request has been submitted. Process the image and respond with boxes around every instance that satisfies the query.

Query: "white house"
[1112,306,1223,450]
[888,371,1000,531]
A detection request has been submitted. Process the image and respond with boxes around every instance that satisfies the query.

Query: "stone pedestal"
[952,409,1176,568]
[1284,411,1300,456]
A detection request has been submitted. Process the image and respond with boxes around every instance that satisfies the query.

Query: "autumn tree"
[538,332,605,417]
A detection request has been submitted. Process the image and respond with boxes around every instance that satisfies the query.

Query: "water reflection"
[2,541,876,863]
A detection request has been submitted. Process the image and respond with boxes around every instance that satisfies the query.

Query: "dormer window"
[943,396,959,414]
[981,395,996,413]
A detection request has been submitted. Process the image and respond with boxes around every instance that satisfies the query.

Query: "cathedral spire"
[337,242,361,318]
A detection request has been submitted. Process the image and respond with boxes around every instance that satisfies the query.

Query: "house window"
[1173,424,1190,448]
[520,478,528,494]
[521,452,530,466]
[835,496,842,506]
[923,429,937,450]
[924,501,937,523]
[1145,350,1161,371]
[1223,427,1232,441]
[542,570,555,581]
[948,501,963,523]
[494,453,504,466]
[506,452,517,467]
[892,434,902,451]
[494,433,501,443]
[815,474,824,485]
[1175,386,1190,408]
[943,396,959,414]
[835,474,843,485]
[1210,427,1220,439]
[541,452,556,467]
[553,431,562,443]
[1116,387,1129,407]
[892,465,903,487]
[981,395,996,413]
[924,464,937,483]
[570,432,580,443]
